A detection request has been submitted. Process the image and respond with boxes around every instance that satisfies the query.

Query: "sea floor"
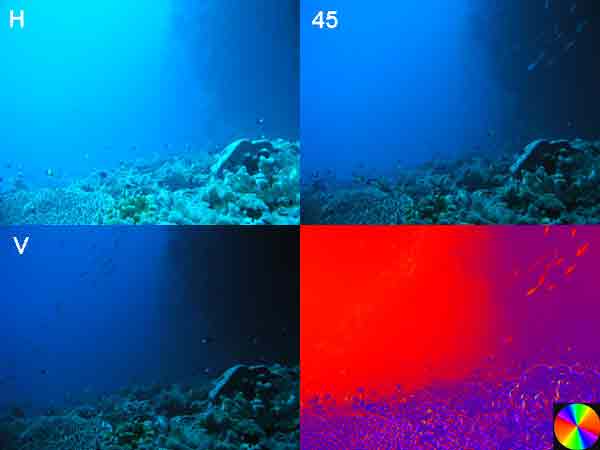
[0,363,299,450]
[0,138,300,225]
[301,360,600,449]
[302,138,600,225]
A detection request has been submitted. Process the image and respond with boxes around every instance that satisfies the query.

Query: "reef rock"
[209,364,273,402]
[210,139,276,178]
[509,139,571,175]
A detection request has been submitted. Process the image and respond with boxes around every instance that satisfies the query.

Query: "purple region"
[301,226,600,449]
[301,361,600,449]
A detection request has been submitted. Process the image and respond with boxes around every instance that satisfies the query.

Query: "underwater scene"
[0,0,299,225]
[301,0,600,224]
[301,226,600,448]
[0,227,300,449]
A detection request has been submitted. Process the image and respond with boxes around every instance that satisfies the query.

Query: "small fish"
[576,20,588,33]
[563,40,576,53]
[40,369,48,375]
[256,117,265,126]
[576,242,589,257]
[249,336,260,345]
[46,168,54,177]
[10,407,25,418]
[200,337,214,344]
[565,264,576,275]
[526,285,539,296]
[527,50,546,71]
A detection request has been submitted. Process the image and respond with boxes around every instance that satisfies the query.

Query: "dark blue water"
[0,227,299,415]
[301,0,600,181]
[0,0,299,187]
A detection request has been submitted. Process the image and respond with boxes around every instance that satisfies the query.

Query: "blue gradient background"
[301,0,512,180]
[0,0,298,186]
[0,227,299,415]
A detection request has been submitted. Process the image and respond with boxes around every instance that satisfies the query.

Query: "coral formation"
[0,363,299,450]
[0,138,300,225]
[302,138,600,224]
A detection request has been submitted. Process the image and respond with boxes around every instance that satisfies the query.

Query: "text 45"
[312,11,339,29]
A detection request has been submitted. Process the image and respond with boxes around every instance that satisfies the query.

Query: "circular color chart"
[554,403,600,450]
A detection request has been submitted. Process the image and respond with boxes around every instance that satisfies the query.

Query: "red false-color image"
[301,226,600,449]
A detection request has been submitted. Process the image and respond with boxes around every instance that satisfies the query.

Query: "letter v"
[13,236,29,255]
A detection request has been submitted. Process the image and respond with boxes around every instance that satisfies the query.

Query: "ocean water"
[0,0,300,225]
[301,0,600,224]
[0,227,300,449]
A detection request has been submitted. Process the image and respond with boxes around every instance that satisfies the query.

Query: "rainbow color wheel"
[555,403,600,449]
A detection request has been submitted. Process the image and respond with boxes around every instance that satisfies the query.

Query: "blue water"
[301,0,508,180]
[300,0,599,181]
[0,227,299,415]
[0,0,299,187]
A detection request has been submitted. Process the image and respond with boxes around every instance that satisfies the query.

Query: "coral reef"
[303,138,600,224]
[0,138,300,225]
[0,363,299,450]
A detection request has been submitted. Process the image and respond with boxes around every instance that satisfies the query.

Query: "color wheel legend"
[554,404,600,450]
